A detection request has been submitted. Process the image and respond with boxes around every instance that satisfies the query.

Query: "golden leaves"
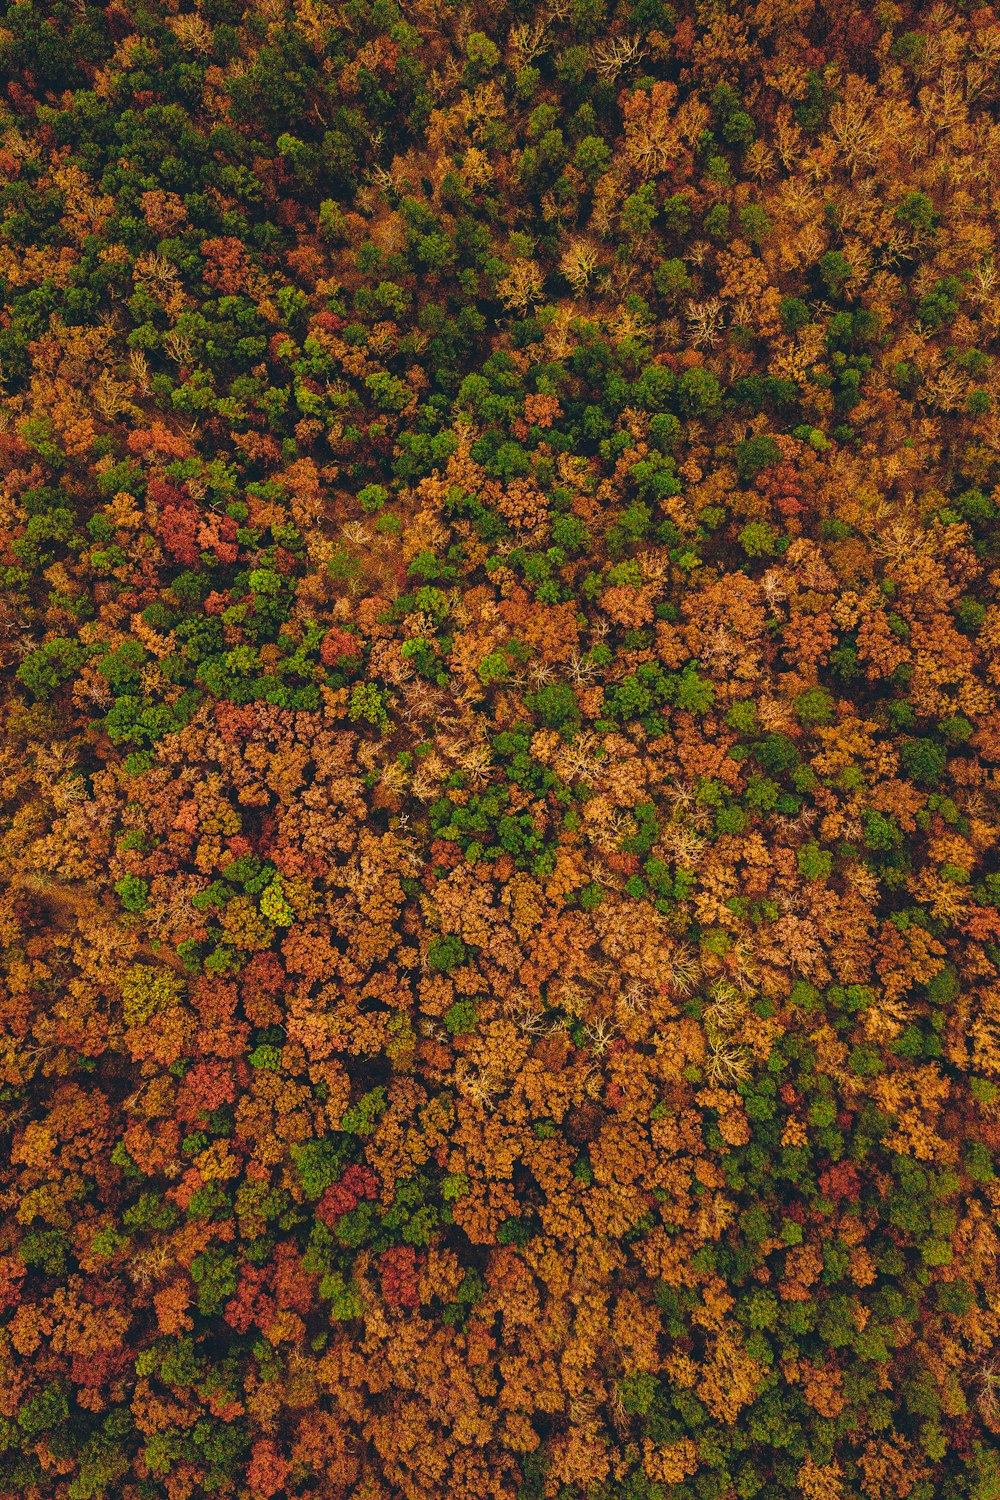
[11,1119,56,1169]
[801,1359,847,1419]
[696,1332,764,1423]
[642,1436,698,1484]
[502,872,543,941]
[798,1455,845,1500]
[495,258,545,314]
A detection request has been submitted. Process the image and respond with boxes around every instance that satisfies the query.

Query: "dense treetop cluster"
[3,1,1000,1498]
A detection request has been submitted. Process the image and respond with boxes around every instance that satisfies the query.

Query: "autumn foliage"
[3,3,1000,1500]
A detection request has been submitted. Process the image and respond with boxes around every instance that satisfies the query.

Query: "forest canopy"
[3,2,1000,1499]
